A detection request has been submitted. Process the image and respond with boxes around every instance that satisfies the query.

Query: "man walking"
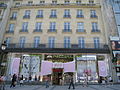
[68,75,75,89]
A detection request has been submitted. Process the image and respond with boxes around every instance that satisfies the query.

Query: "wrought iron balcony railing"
[6,43,109,50]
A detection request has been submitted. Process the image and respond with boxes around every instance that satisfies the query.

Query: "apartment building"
[0,0,112,84]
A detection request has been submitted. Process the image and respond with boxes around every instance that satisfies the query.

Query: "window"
[11,12,17,19]
[89,0,94,4]
[36,10,43,18]
[8,24,15,32]
[28,1,33,5]
[23,10,30,18]
[92,22,99,32]
[19,37,26,48]
[77,10,84,18]
[77,22,84,32]
[50,10,57,18]
[40,0,45,4]
[15,2,20,6]
[49,22,56,32]
[35,22,42,32]
[22,22,28,32]
[93,37,100,48]
[90,10,97,18]
[65,0,70,4]
[48,37,55,48]
[64,22,71,32]
[78,37,85,48]
[34,36,40,48]
[76,0,81,4]
[6,37,11,47]
[64,9,71,18]
[64,37,71,48]
[52,0,57,4]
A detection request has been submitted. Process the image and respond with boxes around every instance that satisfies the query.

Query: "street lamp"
[0,41,7,75]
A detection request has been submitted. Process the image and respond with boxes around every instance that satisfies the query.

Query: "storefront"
[6,53,110,84]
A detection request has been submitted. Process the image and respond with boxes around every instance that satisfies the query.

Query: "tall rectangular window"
[40,0,45,4]
[22,22,28,31]
[23,10,30,18]
[8,24,15,32]
[90,10,97,18]
[77,22,84,32]
[92,22,99,32]
[64,9,71,18]
[6,37,11,47]
[65,0,70,4]
[64,22,71,32]
[76,0,81,4]
[11,12,17,19]
[93,37,100,48]
[89,0,94,4]
[19,36,26,48]
[48,37,55,48]
[64,37,71,48]
[77,10,84,18]
[28,1,33,5]
[36,10,43,18]
[50,10,57,18]
[49,22,56,32]
[52,0,57,4]
[78,37,85,48]
[34,36,40,48]
[35,22,42,31]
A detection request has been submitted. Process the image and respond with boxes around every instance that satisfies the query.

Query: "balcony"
[50,15,57,18]
[48,29,57,33]
[91,29,100,33]
[23,15,30,19]
[76,29,86,33]
[5,43,110,53]
[6,31,14,34]
[62,29,72,33]
[76,15,84,18]
[10,17,17,20]
[63,15,71,18]
[36,15,43,18]
[33,29,42,32]
[90,15,98,18]
[19,29,28,33]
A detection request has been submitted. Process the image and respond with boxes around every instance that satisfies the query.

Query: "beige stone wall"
[4,0,108,45]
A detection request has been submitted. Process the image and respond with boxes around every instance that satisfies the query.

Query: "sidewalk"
[4,84,120,90]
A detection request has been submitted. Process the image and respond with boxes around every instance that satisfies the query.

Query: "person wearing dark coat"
[10,74,17,88]
[68,75,75,89]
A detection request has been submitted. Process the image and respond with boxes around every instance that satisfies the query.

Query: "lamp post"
[0,41,7,75]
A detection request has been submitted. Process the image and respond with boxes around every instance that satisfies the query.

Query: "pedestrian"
[20,75,24,86]
[10,74,17,88]
[0,75,4,90]
[108,76,113,85]
[83,73,88,87]
[45,76,49,88]
[68,75,75,89]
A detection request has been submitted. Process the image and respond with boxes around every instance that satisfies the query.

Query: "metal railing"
[5,43,109,49]
[13,3,100,8]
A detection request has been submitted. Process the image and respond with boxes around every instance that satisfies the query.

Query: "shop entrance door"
[52,69,63,85]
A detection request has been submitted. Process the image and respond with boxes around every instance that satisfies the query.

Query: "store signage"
[97,55,105,60]
[111,41,120,50]
[45,55,73,61]
[53,63,63,68]
[76,57,96,61]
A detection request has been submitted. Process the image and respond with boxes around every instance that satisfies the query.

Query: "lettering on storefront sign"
[45,55,73,59]
[53,63,63,68]
[97,55,105,60]
[76,57,96,61]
